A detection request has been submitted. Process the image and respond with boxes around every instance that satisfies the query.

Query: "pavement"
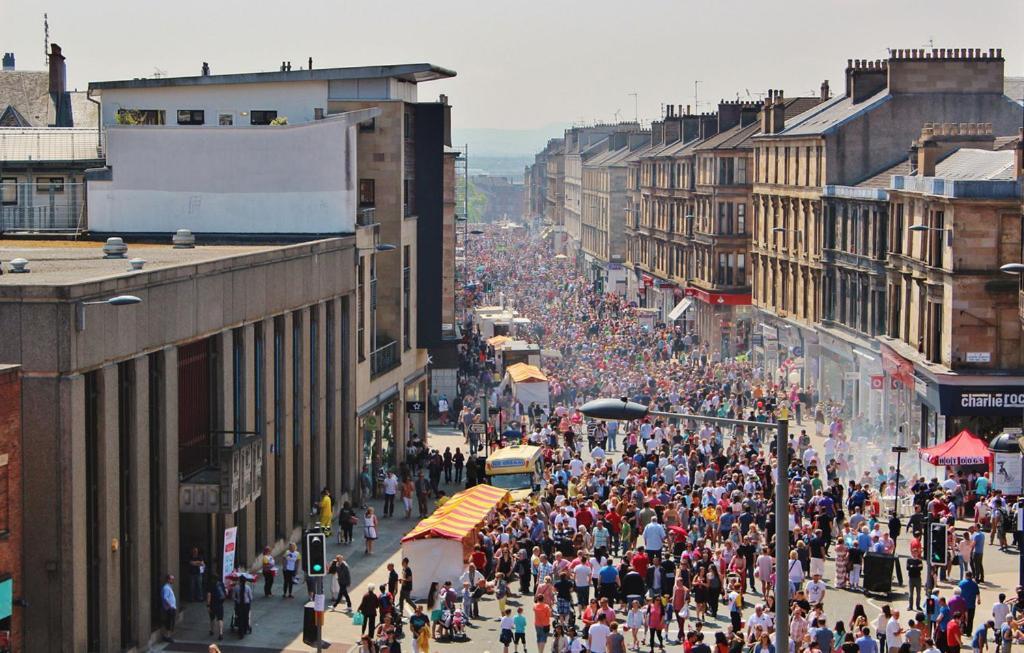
[158,420,1024,653]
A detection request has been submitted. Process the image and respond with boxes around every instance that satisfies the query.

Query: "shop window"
[116,109,165,125]
[250,110,278,125]
[176,109,205,125]
[36,177,64,193]
[0,178,16,205]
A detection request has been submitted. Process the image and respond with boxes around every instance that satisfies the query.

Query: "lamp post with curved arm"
[580,396,791,653]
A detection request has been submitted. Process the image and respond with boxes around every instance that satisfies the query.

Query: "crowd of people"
[345,225,1023,653]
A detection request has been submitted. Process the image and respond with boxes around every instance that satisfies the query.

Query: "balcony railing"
[370,339,400,378]
[357,207,377,226]
[1,182,85,233]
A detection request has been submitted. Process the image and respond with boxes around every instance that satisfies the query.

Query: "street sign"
[469,423,487,434]
[406,400,425,414]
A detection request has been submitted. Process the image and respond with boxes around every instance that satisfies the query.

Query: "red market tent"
[920,430,993,467]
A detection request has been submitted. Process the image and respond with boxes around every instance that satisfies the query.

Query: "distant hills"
[452,123,570,157]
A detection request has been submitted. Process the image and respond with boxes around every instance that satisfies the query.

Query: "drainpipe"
[86,88,102,155]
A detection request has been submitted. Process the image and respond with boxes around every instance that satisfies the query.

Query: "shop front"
[607,262,627,297]
[360,394,398,493]
[818,330,857,415]
[685,287,752,358]
[921,375,1024,442]
[881,344,917,447]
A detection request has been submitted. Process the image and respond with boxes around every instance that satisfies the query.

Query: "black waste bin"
[863,552,895,595]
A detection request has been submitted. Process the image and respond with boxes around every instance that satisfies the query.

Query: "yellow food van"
[484,444,544,501]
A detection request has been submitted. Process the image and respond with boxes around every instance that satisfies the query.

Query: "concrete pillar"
[314,301,329,497]
[242,324,257,555]
[329,298,344,495]
[298,308,312,520]
[160,346,181,613]
[281,311,295,532]
[96,363,121,653]
[218,330,234,435]
[65,374,88,652]
[258,318,278,542]
[129,356,153,646]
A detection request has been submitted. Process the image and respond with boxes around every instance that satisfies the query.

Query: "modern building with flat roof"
[0,237,357,652]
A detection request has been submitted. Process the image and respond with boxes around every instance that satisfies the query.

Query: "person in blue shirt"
[975,474,990,499]
[958,572,981,631]
[969,526,985,582]
[597,562,619,600]
[857,527,873,552]
[855,627,879,653]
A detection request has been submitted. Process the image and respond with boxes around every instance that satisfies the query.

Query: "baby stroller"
[439,608,469,642]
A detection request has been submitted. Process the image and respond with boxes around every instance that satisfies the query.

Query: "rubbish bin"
[863,552,895,595]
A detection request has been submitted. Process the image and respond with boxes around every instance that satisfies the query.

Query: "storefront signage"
[937,385,1024,416]
[992,452,1022,494]
[752,333,764,347]
[965,352,991,363]
[762,325,778,341]
[870,375,885,390]
[406,400,425,413]
[222,526,237,581]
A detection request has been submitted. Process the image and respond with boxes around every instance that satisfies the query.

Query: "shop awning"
[667,297,694,321]
[506,362,548,383]
[920,429,993,467]
[401,484,511,542]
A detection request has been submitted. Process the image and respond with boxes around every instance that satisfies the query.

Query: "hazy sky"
[3,0,1022,132]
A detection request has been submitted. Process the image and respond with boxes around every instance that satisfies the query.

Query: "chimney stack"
[1,53,13,71]
[770,90,786,134]
[201,62,210,76]
[917,125,939,176]
[761,89,774,134]
[48,43,66,95]
[820,80,830,102]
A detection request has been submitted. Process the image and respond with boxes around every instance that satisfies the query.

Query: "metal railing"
[1,182,84,233]
[370,339,399,377]
[357,207,377,226]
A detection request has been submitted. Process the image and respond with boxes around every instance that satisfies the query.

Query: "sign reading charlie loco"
[938,385,1024,416]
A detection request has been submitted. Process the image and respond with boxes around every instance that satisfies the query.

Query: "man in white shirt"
[569,455,585,478]
[885,611,905,653]
[991,593,1010,629]
[806,573,827,605]
[573,560,592,607]
[642,517,666,556]
[746,604,772,636]
[588,613,611,653]
[382,472,398,518]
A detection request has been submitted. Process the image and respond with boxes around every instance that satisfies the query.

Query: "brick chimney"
[820,80,830,102]
[760,90,774,133]
[699,112,719,140]
[48,43,66,95]
[651,120,666,145]
[664,112,683,143]
[887,47,1004,94]
[1,53,13,71]
[770,90,786,134]
[917,127,938,176]
[845,59,888,103]
[914,122,997,176]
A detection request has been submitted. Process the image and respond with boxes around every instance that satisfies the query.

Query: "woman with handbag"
[339,501,357,545]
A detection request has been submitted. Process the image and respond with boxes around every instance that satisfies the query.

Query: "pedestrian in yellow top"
[319,487,333,536]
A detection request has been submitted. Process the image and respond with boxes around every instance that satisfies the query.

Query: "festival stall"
[498,362,550,414]
[920,429,993,469]
[401,484,511,598]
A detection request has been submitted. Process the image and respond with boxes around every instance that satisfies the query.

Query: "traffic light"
[305,530,327,576]
[928,522,948,565]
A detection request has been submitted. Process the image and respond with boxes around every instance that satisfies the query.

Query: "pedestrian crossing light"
[306,531,327,576]
[928,522,948,565]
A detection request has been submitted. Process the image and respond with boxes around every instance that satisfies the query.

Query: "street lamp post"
[892,445,908,519]
[75,294,143,331]
[580,397,791,653]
